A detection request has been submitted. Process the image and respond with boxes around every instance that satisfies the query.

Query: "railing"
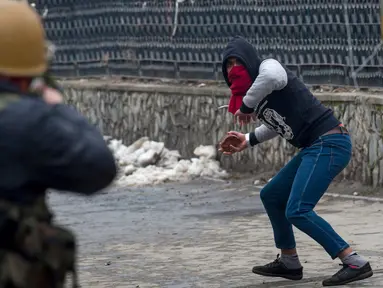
[35,0,383,87]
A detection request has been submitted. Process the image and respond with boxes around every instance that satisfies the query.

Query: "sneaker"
[252,254,303,281]
[322,262,373,286]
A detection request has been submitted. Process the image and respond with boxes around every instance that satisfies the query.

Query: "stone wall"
[62,80,383,187]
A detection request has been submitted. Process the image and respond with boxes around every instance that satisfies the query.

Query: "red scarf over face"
[228,66,253,114]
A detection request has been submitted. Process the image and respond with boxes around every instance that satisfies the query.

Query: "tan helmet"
[0,0,47,77]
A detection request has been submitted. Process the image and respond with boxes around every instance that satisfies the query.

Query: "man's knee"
[260,180,289,207]
[285,207,297,223]
[260,185,271,205]
[285,206,311,225]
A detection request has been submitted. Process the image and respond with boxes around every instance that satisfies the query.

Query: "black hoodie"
[222,36,262,84]
[222,36,341,148]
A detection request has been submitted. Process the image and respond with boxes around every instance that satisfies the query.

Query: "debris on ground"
[104,136,229,186]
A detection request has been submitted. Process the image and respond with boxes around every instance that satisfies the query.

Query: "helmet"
[0,1,47,77]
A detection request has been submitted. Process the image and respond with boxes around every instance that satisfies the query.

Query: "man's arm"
[27,102,117,194]
[240,59,288,113]
[245,124,279,147]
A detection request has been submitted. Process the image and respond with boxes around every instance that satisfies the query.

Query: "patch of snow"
[105,136,228,186]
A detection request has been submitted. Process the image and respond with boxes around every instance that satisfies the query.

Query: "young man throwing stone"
[219,36,373,287]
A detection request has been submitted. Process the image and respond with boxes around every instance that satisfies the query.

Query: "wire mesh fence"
[35,0,383,87]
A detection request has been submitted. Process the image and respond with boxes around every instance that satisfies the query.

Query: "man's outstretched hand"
[219,131,248,155]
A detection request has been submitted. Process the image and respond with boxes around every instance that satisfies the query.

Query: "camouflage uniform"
[0,196,77,288]
[0,2,117,287]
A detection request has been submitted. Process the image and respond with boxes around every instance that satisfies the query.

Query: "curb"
[325,193,383,203]
[254,185,383,203]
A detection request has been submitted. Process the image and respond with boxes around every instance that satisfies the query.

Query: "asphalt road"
[48,179,383,288]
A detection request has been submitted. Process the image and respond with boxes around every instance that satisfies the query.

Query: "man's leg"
[252,153,304,280]
[285,134,373,286]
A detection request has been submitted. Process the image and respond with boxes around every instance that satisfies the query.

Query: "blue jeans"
[260,133,352,259]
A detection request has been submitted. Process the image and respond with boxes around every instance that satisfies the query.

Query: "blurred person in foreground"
[219,36,373,286]
[0,1,117,287]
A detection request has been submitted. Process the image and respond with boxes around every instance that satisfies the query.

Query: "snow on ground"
[105,136,228,186]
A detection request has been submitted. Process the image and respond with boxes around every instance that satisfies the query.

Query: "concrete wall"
[62,81,383,187]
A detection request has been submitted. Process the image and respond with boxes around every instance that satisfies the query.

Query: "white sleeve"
[246,124,279,146]
[242,59,288,109]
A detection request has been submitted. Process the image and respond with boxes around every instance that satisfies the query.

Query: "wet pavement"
[48,179,383,288]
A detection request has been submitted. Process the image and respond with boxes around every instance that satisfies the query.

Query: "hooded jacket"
[222,36,341,148]
[222,36,262,83]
